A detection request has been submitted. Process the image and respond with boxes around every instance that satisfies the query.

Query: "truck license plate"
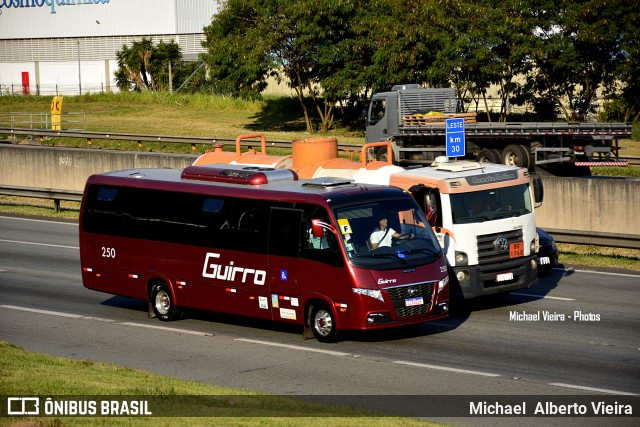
[405,297,424,307]
[496,272,514,282]
[509,242,524,258]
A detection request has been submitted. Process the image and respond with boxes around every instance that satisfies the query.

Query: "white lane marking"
[0,305,210,336]
[119,322,211,336]
[392,360,500,377]
[0,239,78,250]
[0,215,77,226]
[5,305,637,393]
[511,292,576,301]
[570,269,639,278]
[1,305,83,318]
[235,338,352,357]
[549,382,638,396]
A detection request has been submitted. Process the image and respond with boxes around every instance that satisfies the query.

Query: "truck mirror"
[532,175,544,204]
[426,205,438,227]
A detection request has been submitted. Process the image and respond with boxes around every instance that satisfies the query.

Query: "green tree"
[202,0,364,132]
[148,40,183,92]
[200,1,271,100]
[612,5,640,123]
[519,0,630,122]
[115,38,183,92]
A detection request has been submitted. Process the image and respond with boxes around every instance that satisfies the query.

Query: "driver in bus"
[369,215,413,249]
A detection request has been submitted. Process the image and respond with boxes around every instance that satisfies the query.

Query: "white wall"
[0,0,218,39]
[1,60,117,95]
[0,0,218,95]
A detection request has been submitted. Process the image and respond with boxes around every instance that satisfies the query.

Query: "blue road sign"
[446,117,465,158]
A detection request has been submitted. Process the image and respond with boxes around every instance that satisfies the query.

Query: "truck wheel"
[520,144,533,170]
[476,149,501,164]
[502,145,529,168]
[151,283,181,321]
[310,302,339,343]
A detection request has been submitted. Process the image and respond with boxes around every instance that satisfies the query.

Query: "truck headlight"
[454,251,468,266]
[353,288,384,302]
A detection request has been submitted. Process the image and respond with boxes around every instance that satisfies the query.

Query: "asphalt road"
[1,215,638,426]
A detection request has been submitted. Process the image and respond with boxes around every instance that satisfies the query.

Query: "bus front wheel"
[151,283,181,321]
[310,302,339,343]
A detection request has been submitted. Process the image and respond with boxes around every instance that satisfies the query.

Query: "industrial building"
[0,0,219,96]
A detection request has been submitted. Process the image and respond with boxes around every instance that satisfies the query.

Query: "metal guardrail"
[2,127,636,164]
[1,185,639,249]
[0,127,365,154]
[543,229,640,250]
[0,185,83,213]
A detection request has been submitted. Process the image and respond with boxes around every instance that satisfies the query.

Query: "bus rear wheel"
[151,283,181,321]
[310,302,339,343]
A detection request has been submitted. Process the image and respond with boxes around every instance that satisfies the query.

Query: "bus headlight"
[531,239,537,254]
[353,288,384,302]
[438,275,449,293]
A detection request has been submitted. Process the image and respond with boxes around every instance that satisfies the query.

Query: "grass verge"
[0,342,442,427]
[556,244,640,272]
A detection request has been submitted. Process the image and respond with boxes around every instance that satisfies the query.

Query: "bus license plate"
[509,242,524,258]
[405,297,424,307]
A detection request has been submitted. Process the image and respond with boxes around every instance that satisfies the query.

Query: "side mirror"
[426,205,438,227]
[311,219,335,238]
[532,175,544,205]
[311,219,325,238]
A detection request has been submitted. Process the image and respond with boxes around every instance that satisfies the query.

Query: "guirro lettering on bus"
[202,252,266,286]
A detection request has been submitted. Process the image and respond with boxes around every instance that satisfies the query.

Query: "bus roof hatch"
[181,164,298,185]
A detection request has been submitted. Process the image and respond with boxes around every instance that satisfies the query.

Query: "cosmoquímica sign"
[0,0,110,15]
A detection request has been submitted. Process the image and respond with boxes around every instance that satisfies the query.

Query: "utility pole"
[77,38,82,95]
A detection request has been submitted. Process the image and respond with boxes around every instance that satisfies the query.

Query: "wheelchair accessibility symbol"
[280,270,288,281]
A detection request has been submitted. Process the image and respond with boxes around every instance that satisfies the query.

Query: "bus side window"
[269,207,303,258]
[224,199,269,254]
[83,185,125,236]
[300,205,343,268]
[161,191,205,245]
[126,188,161,240]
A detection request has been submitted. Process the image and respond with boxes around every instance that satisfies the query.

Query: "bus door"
[268,207,303,323]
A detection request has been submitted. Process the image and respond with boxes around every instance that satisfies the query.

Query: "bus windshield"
[450,184,533,224]
[333,198,442,269]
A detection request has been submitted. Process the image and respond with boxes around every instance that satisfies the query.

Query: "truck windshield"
[334,198,442,269]
[450,184,533,224]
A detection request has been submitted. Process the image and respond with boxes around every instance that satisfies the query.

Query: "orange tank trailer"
[193,133,395,179]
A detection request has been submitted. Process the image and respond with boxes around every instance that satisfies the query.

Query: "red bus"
[79,164,449,342]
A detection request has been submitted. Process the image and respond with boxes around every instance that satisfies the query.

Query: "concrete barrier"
[534,175,640,237]
[0,145,195,191]
[1,144,639,238]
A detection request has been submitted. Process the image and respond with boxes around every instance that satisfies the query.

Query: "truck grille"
[477,229,524,265]
[385,282,435,317]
